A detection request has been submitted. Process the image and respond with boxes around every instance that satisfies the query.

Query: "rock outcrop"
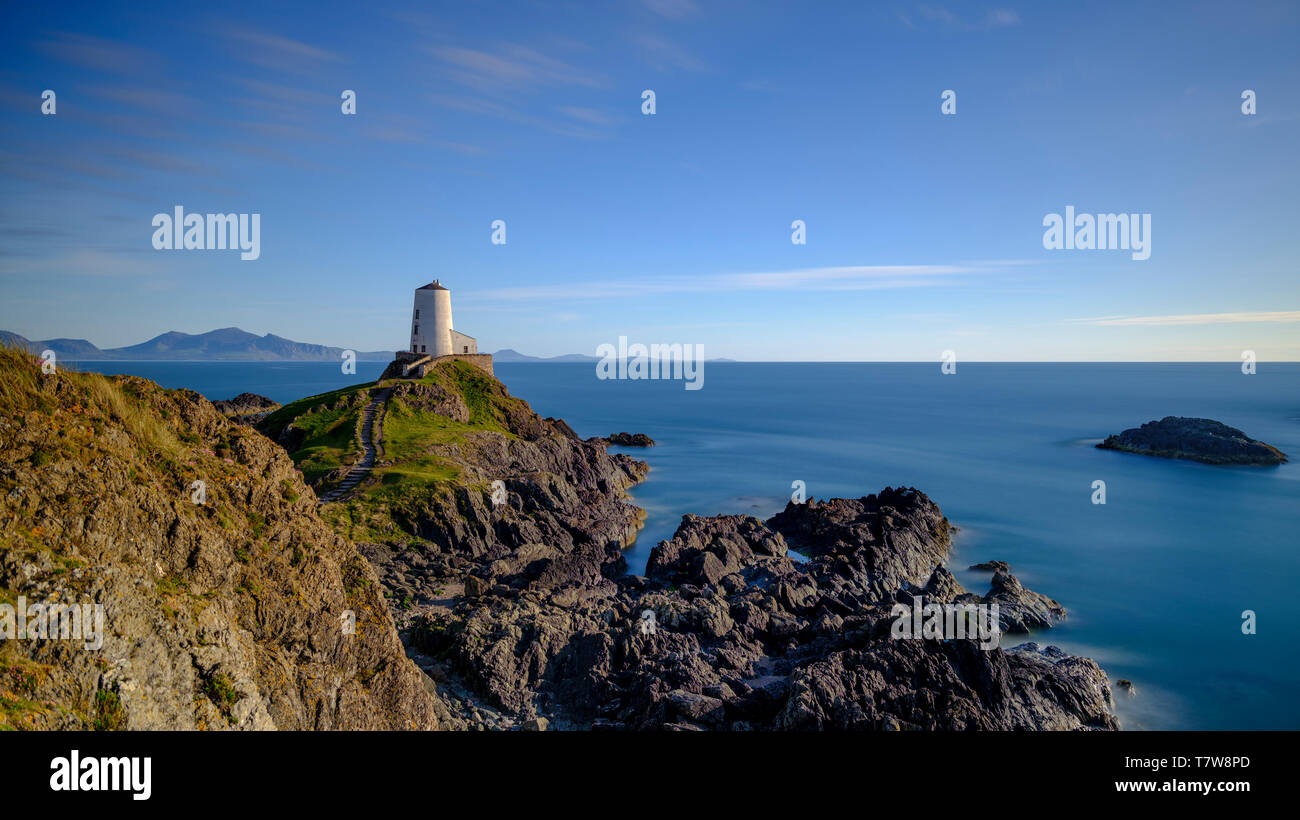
[212,392,279,417]
[0,348,453,730]
[407,487,1116,731]
[1098,416,1286,465]
[592,432,656,447]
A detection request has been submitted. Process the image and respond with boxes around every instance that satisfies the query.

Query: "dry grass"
[83,371,179,454]
[0,343,178,455]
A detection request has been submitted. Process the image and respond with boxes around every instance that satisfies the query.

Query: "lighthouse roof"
[417,280,449,291]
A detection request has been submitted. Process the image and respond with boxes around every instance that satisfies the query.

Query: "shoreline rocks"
[414,487,1116,731]
[212,392,280,423]
[1097,416,1286,465]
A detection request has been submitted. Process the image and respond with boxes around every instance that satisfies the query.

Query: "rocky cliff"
[0,347,453,730]
[271,361,1115,731]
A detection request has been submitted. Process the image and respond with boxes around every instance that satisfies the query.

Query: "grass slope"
[278,361,529,544]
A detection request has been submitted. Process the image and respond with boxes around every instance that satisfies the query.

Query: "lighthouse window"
[413,324,419,334]
[415,309,420,319]
[421,345,426,353]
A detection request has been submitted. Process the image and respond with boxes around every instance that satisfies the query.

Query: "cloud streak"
[429,44,602,91]
[463,262,1021,303]
[1068,311,1300,326]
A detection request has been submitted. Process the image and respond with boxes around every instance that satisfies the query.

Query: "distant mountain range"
[0,330,739,363]
[493,348,736,363]
[492,348,600,363]
[0,328,394,361]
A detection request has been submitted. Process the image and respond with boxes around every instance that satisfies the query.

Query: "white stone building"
[386,280,493,379]
[409,280,477,356]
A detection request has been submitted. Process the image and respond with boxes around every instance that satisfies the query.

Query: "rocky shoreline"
[0,350,1118,731]
[330,366,1117,731]
[403,489,1115,730]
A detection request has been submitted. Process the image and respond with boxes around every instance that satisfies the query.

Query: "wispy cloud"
[463,262,1018,303]
[35,33,162,75]
[558,105,613,126]
[220,28,344,73]
[429,92,607,140]
[82,86,196,114]
[1068,311,1300,326]
[641,0,699,20]
[429,44,602,91]
[912,5,1022,30]
[635,32,707,72]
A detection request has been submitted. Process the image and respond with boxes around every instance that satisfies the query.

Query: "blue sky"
[1,0,1297,360]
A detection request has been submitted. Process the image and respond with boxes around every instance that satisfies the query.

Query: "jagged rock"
[211,392,280,418]
[389,381,469,423]
[646,514,789,587]
[592,432,656,447]
[1098,416,1287,465]
[982,568,1066,632]
[432,485,1116,731]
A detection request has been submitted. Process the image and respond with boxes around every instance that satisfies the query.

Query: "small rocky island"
[592,432,656,447]
[1098,416,1287,466]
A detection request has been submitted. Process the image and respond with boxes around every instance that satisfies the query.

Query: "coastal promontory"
[1097,416,1287,466]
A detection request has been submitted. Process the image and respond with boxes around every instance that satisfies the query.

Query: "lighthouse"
[409,280,477,357]
[385,280,492,379]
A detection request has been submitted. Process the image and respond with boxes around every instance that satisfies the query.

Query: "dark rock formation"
[409,488,1115,731]
[592,432,656,447]
[211,392,280,420]
[1098,416,1286,465]
[973,568,1066,633]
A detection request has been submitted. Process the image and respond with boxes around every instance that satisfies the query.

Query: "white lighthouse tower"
[410,280,454,356]
[389,280,489,378]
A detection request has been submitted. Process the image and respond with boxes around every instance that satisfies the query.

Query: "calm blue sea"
[68,360,1300,731]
